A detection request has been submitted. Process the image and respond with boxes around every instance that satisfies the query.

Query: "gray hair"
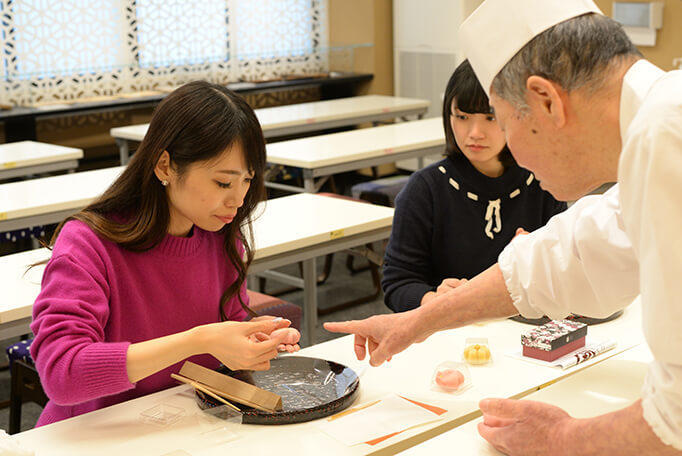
[492,13,641,110]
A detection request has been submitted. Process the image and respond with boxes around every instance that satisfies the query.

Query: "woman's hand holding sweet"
[249,327,301,353]
[271,327,301,353]
[195,318,292,371]
[249,315,301,353]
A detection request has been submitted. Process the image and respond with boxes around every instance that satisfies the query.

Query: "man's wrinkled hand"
[478,398,572,456]
[323,310,426,366]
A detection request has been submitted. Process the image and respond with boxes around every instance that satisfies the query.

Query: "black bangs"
[447,60,492,114]
[452,78,492,114]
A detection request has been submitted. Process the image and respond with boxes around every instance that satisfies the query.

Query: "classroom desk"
[12,301,643,455]
[0,166,123,232]
[0,141,82,181]
[403,342,653,455]
[265,117,444,193]
[0,248,46,340]
[110,95,430,164]
[0,193,393,345]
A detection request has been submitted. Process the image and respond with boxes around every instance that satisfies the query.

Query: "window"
[136,0,229,68]
[233,0,314,60]
[0,0,328,106]
[8,0,131,79]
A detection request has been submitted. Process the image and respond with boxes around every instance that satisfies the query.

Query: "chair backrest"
[246,290,302,331]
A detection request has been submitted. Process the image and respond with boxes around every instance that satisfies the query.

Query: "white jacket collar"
[620,60,665,140]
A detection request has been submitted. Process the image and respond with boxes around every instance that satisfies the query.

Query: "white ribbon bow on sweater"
[484,198,502,239]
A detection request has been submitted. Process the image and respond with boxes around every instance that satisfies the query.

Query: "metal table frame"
[0,317,33,341]
[0,209,76,232]
[0,160,79,181]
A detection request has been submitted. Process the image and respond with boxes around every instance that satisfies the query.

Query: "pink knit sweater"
[30,220,248,426]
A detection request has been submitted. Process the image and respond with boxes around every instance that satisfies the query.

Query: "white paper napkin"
[317,394,443,446]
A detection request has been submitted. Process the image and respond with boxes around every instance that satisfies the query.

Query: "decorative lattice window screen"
[0,0,328,106]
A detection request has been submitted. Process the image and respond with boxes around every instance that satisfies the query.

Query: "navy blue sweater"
[382,154,567,313]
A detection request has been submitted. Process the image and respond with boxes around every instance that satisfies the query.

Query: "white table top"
[251,193,393,259]
[256,95,429,132]
[13,301,644,455]
[404,343,653,455]
[265,117,443,169]
[110,95,430,142]
[0,141,82,169]
[0,166,123,222]
[0,247,48,324]
[0,194,393,325]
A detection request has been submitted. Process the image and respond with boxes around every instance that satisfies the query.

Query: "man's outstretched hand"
[323,310,429,366]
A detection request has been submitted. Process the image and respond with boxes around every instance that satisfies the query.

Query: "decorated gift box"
[521,319,588,362]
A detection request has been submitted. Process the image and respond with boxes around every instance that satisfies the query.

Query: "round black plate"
[509,310,623,326]
[195,356,360,425]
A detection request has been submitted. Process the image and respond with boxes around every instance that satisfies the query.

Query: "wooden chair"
[5,339,47,434]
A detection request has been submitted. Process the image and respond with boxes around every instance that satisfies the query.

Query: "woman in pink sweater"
[30,81,299,426]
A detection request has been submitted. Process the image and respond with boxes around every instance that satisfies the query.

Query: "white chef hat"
[459,0,603,96]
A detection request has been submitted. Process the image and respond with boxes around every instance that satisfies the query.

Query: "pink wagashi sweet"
[271,327,301,345]
[248,327,301,352]
[435,368,465,390]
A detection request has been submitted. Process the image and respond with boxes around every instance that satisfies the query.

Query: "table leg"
[301,257,318,346]
[303,170,316,193]
[116,138,130,165]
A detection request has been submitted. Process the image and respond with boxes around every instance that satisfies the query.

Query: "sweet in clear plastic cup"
[463,337,492,365]
[431,361,472,394]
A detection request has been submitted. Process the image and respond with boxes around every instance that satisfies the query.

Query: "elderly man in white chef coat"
[325,0,682,454]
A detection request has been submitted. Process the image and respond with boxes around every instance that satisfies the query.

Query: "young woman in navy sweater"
[382,60,567,312]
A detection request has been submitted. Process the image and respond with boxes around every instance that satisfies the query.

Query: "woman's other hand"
[196,318,292,370]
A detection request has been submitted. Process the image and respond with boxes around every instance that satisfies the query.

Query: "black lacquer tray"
[510,310,623,326]
[195,356,360,425]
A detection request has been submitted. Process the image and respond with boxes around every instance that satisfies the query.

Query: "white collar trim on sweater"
[438,165,534,239]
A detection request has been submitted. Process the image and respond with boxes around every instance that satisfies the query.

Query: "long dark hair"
[46,81,266,320]
[442,59,515,169]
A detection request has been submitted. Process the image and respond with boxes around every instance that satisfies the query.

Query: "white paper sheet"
[317,394,443,446]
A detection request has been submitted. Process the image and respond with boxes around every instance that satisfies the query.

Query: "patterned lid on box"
[521,319,587,351]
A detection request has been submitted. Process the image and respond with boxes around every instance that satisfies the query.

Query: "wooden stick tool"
[170,373,241,413]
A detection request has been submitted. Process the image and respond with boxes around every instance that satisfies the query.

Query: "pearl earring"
[161,180,169,186]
